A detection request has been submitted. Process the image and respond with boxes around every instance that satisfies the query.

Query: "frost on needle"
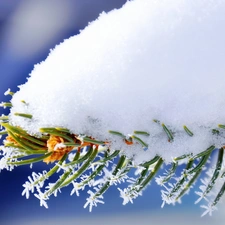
[1,0,225,215]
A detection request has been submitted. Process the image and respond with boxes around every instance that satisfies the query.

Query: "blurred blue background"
[0,1,224,224]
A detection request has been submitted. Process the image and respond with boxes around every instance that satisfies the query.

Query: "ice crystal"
[83,190,104,212]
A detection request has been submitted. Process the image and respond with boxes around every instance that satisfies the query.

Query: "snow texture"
[9,0,225,163]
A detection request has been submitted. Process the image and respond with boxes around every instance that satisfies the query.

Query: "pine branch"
[1,96,225,215]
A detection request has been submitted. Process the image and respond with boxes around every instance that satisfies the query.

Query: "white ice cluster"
[9,0,225,163]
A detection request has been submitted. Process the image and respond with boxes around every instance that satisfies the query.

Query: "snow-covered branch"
[1,0,225,216]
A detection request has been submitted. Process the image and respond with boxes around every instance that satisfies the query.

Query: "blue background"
[0,1,223,224]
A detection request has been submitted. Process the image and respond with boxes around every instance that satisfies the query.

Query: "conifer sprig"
[0,93,225,216]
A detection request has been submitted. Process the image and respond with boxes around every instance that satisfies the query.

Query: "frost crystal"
[200,204,218,217]
[118,187,142,205]
[84,190,104,212]
[70,181,80,196]
[22,171,47,199]
[34,189,49,209]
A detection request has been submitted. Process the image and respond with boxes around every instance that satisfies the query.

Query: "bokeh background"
[0,1,224,224]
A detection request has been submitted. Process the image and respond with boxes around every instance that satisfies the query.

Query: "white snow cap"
[9,0,225,163]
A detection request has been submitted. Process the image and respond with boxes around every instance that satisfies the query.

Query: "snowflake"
[70,181,80,196]
[118,188,134,205]
[0,156,10,172]
[83,190,104,212]
[155,176,166,186]
[160,189,176,208]
[0,149,17,172]
[118,184,142,205]
[34,189,49,209]
[200,203,218,217]
[22,180,35,199]
[21,171,47,199]
[195,177,210,204]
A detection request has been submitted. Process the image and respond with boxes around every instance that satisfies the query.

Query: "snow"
[8,0,225,163]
